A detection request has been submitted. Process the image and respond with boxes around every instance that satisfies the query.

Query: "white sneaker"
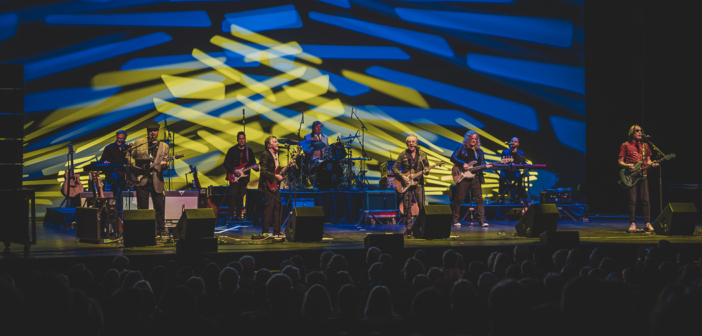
[480,222,489,227]
[453,221,461,226]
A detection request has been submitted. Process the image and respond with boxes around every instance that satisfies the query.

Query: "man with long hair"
[619,125,658,233]
[450,131,492,227]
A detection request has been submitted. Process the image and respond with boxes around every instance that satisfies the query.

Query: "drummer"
[303,121,329,160]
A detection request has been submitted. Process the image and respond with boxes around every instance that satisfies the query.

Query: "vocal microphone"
[642,134,651,138]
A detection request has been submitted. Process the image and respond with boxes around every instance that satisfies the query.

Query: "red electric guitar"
[226,163,260,184]
[265,154,299,192]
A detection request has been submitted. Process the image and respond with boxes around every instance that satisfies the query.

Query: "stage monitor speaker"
[364,233,404,255]
[165,191,199,220]
[76,207,101,243]
[413,205,453,239]
[515,204,559,237]
[539,231,579,249]
[122,210,156,247]
[652,203,697,235]
[285,206,325,242]
[173,208,216,239]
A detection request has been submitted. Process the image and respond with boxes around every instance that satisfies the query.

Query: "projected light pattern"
[2,0,584,215]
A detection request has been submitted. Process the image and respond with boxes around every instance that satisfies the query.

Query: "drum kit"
[278,135,370,191]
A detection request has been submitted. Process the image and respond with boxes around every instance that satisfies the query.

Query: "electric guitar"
[265,153,300,193]
[61,143,84,198]
[89,171,123,237]
[618,154,676,188]
[394,161,445,194]
[189,164,218,215]
[131,154,184,183]
[452,158,512,184]
[227,163,260,184]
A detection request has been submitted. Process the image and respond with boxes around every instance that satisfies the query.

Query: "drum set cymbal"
[277,138,299,145]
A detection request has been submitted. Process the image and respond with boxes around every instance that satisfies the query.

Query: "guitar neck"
[408,162,443,179]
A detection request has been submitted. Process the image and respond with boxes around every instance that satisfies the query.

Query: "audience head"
[253,269,272,289]
[442,249,458,269]
[364,286,395,322]
[403,257,425,284]
[301,284,332,321]
[337,284,360,317]
[366,247,382,267]
[328,254,348,272]
[112,256,129,271]
[305,271,327,289]
[266,274,293,307]
[320,251,335,271]
[219,267,240,292]
[281,266,300,287]
[239,255,255,276]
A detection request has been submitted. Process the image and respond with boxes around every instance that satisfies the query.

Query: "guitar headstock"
[664,153,676,161]
[501,157,514,163]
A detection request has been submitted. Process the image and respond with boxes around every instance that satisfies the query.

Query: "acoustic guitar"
[61,143,84,198]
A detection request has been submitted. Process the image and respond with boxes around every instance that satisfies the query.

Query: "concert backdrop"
[1,0,584,216]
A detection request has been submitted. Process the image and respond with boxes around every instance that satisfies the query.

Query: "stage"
[4,217,701,260]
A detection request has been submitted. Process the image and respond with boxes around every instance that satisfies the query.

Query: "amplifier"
[364,190,398,210]
[80,191,114,207]
[380,161,396,178]
[122,191,199,220]
[540,188,574,204]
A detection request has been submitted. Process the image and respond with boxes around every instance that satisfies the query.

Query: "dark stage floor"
[3,217,701,260]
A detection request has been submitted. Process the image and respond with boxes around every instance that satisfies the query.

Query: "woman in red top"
[618,125,658,233]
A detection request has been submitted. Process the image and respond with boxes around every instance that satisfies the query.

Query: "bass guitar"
[451,158,512,184]
[89,171,123,237]
[227,163,260,184]
[61,143,84,198]
[618,154,676,188]
[266,153,300,193]
[131,154,184,183]
[394,161,445,194]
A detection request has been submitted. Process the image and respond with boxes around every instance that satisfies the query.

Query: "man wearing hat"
[129,121,170,235]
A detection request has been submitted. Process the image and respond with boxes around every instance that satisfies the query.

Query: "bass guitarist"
[392,135,430,236]
[450,130,492,227]
[258,136,290,237]
[223,131,259,221]
[129,122,170,235]
[619,125,658,233]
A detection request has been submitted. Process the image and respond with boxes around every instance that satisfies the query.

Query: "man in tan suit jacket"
[129,122,170,234]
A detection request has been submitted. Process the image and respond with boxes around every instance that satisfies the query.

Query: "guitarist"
[223,131,259,221]
[391,135,430,236]
[100,130,129,209]
[258,136,286,237]
[450,131,492,227]
[619,125,658,233]
[129,122,170,235]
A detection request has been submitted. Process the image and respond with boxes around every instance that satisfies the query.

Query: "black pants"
[628,179,651,223]
[229,180,248,219]
[452,178,486,223]
[262,188,282,234]
[401,185,424,232]
[499,171,524,200]
[136,181,166,233]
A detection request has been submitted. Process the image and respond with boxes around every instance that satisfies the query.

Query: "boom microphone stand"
[351,106,371,191]
[643,134,666,214]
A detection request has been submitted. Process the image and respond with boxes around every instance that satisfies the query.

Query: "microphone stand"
[242,108,246,133]
[644,136,666,214]
[351,106,370,191]
[163,115,174,191]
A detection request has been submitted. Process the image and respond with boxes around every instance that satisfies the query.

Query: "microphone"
[642,134,651,138]
[302,110,304,124]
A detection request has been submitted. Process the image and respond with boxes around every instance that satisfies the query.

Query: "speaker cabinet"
[540,231,580,248]
[173,208,216,239]
[122,210,156,247]
[365,191,398,210]
[413,205,453,239]
[285,206,325,242]
[652,203,698,235]
[364,233,404,254]
[515,204,559,237]
[76,207,101,243]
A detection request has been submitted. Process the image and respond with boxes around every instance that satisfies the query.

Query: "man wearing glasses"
[392,135,430,236]
[619,125,658,233]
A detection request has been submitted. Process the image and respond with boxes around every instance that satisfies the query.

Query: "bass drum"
[314,160,344,190]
